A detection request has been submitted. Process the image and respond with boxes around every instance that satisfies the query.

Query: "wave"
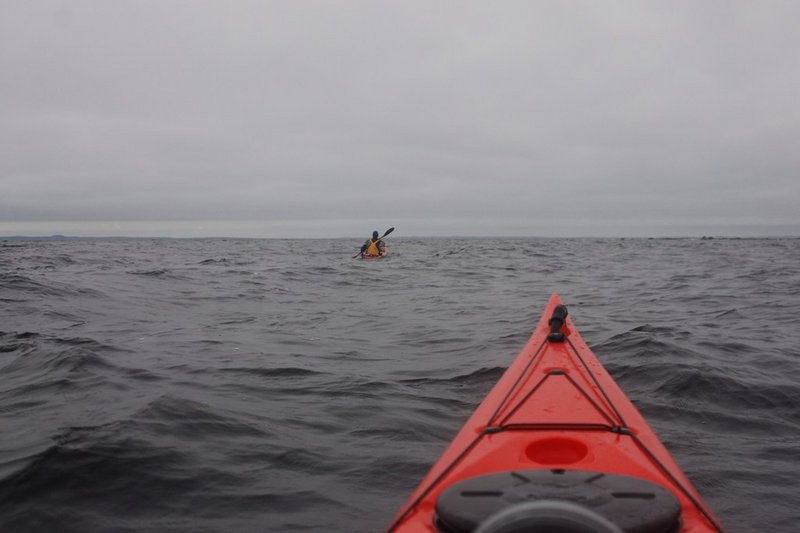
[217,366,325,378]
[0,273,104,299]
[398,366,504,387]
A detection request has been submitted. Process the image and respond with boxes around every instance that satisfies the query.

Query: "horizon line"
[3,234,798,241]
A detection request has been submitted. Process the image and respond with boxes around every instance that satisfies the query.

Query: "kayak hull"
[361,246,388,260]
[387,293,723,532]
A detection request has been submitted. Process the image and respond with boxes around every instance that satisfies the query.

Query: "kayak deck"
[387,293,723,532]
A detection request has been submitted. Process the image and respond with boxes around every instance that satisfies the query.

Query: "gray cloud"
[2,0,799,237]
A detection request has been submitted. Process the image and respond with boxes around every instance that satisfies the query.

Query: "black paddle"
[353,227,394,258]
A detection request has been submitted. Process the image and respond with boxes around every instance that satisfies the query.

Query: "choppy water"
[1,237,799,532]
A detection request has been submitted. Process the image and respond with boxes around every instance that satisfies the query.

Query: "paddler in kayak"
[360,230,386,257]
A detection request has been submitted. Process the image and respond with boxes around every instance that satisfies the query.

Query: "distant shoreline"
[3,235,798,241]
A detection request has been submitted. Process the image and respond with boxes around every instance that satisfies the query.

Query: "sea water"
[1,237,798,531]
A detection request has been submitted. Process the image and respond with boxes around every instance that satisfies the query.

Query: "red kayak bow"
[387,293,724,532]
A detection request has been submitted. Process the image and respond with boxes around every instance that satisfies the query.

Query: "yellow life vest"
[366,239,381,256]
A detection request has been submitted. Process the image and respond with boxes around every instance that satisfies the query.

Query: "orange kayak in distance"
[387,293,724,532]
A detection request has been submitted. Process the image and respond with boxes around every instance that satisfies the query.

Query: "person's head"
[372,230,379,239]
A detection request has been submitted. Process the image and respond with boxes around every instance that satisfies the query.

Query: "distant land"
[0,235,188,242]
[3,234,798,242]
[1,235,119,241]
[0,235,239,241]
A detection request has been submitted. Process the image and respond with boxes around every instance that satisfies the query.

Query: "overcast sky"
[1,1,798,238]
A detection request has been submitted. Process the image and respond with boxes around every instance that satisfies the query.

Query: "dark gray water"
[1,237,798,532]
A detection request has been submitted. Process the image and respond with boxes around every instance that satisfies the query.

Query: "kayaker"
[361,230,386,257]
